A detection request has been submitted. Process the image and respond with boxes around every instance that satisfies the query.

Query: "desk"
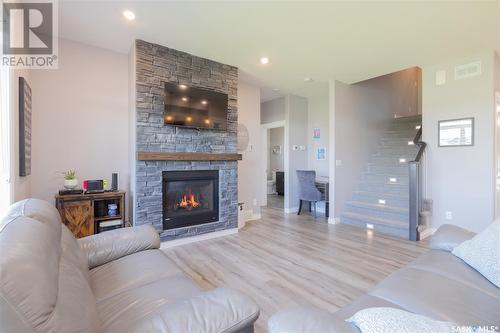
[314,178,329,218]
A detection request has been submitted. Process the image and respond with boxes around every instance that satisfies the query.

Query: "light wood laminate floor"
[162,207,429,332]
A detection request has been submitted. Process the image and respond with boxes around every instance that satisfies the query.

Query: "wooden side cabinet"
[55,192,125,238]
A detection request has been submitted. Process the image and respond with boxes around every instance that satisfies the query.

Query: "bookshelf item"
[55,191,125,238]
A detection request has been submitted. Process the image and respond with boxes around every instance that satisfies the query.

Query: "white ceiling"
[59,1,500,99]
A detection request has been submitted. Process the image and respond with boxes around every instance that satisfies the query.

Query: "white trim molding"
[328,217,340,224]
[160,228,238,249]
[419,227,436,240]
[249,213,261,221]
[261,120,285,130]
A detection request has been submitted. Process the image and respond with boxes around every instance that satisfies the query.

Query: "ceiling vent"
[454,61,481,80]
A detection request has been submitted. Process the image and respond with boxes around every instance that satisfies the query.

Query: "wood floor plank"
[162,207,429,333]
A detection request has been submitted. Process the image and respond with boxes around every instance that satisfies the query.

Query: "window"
[0,67,11,215]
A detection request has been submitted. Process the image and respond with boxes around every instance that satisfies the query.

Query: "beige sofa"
[268,224,500,332]
[0,199,259,332]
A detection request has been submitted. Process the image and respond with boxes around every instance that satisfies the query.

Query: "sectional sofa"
[0,199,259,332]
[268,224,500,332]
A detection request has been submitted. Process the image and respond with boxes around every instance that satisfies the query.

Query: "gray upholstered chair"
[296,170,322,217]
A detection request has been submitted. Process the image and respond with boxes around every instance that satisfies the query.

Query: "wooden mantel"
[137,151,242,161]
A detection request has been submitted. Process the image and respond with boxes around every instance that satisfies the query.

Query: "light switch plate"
[435,70,446,86]
[335,160,342,166]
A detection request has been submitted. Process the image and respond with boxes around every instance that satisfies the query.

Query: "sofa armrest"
[268,306,359,333]
[430,224,476,252]
[78,225,160,269]
[126,288,260,333]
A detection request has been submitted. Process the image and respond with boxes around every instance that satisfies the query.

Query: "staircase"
[341,115,422,238]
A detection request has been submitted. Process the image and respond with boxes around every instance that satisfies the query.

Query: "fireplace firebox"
[162,170,219,230]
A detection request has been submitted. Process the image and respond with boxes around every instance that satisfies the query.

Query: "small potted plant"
[62,170,78,189]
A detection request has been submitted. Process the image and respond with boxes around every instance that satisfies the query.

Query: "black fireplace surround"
[162,170,219,230]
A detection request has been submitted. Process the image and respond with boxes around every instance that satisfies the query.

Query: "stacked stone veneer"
[134,40,238,241]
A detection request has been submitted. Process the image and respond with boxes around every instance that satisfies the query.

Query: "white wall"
[30,39,130,215]
[10,68,32,202]
[332,67,420,217]
[261,97,285,124]
[495,52,500,219]
[237,81,262,219]
[285,94,309,211]
[308,92,329,177]
[385,67,421,117]
[129,42,137,224]
[269,126,284,178]
[422,51,496,232]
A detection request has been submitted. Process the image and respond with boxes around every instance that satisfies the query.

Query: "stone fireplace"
[162,170,219,230]
[133,40,239,241]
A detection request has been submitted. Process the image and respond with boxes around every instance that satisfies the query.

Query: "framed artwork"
[317,147,326,160]
[313,128,321,140]
[272,145,281,155]
[19,77,32,177]
[438,118,474,147]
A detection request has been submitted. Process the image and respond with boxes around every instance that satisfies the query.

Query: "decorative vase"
[64,178,78,189]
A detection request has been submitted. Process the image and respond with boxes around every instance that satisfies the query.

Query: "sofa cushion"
[452,220,500,288]
[98,274,202,330]
[429,224,475,252]
[61,224,90,281]
[369,265,500,326]
[0,199,101,332]
[3,198,63,233]
[334,294,404,320]
[409,250,500,300]
[90,249,184,302]
[346,307,454,333]
[269,305,359,333]
[0,215,61,330]
[114,288,260,333]
[36,255,101,332]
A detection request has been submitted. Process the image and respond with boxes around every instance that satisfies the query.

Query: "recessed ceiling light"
[179,84,187,89]
[182,97,188,102]
[260,57,269,65]
[123,10,135,21]
[304,77,313,82]
[201,100,208,105]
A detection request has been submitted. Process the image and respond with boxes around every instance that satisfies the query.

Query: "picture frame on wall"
[313,128,321,140]
[19,77,32,177]
[438,117,474,147]
[317,147,326,160]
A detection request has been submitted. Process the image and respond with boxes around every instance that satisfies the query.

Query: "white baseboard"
[241,209,261,222]
[249,213,261,221]
[284,207,299,214]
[160,228,238,249]
[420,227,436,240]
[286,204,326,214]
[328,217,340,224]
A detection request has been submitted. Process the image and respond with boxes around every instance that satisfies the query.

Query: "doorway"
[261,121,286,210]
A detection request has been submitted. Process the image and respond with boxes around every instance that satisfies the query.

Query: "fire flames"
[177,192,201,209]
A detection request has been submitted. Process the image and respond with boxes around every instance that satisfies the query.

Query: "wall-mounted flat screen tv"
[164,82,228,130]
